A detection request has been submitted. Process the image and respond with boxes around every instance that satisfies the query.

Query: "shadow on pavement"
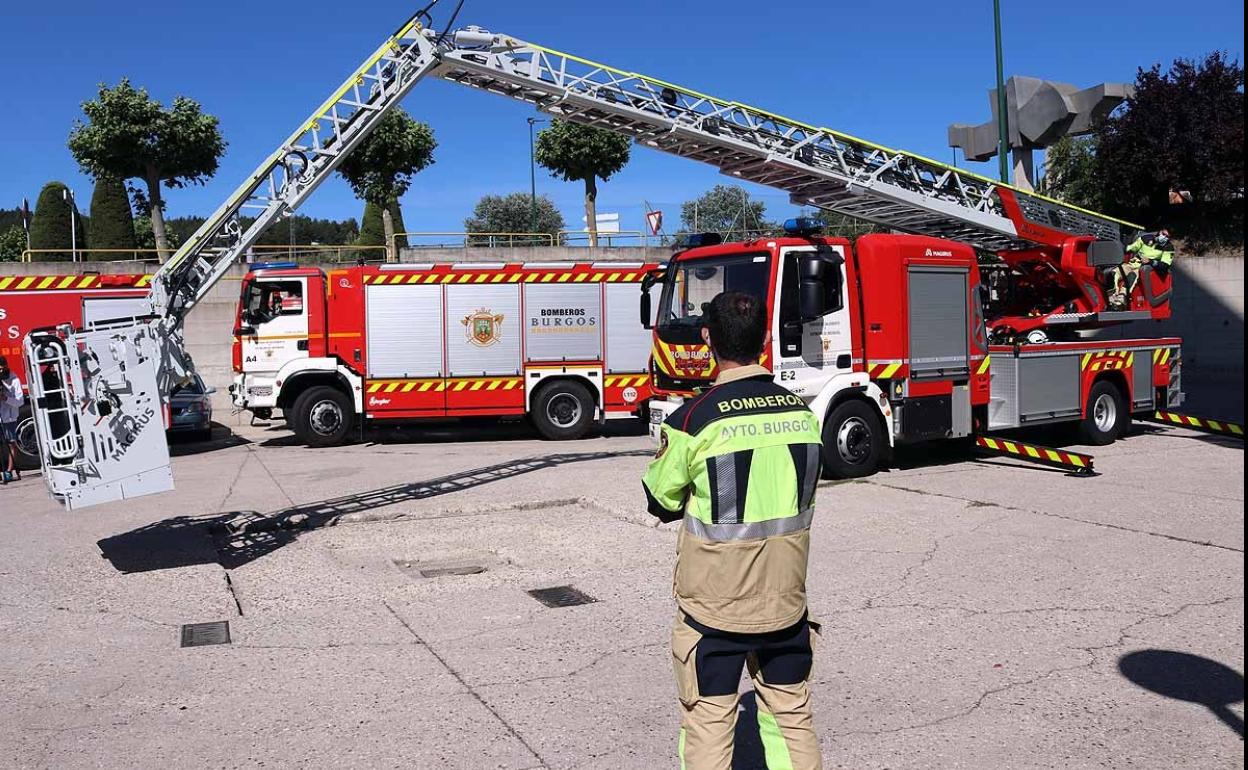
[259,416,648,449]
[168,424,250,457]
[97,448,652,574]
[1118,649,1245,738]
[732,690,767,769]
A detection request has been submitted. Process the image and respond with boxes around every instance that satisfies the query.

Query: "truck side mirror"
[798,253,829,320]
[640,288,653,330]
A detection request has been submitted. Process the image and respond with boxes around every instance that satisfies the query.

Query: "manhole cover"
[527,585,598,608]
[180,621,231,648]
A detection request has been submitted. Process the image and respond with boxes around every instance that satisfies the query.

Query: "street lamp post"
[527,117,548,237]
[62,187,78,262]
[993,0,1010,183]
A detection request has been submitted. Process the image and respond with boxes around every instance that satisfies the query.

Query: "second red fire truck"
[641,221,1182,477]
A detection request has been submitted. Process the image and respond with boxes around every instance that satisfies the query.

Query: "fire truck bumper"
[231,374,279,410]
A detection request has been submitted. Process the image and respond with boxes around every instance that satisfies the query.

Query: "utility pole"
[527,117,548,237]
[63,187,78,262]
[993,0,1010,183]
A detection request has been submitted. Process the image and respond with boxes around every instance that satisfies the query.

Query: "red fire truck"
[642,223,1182,477]
[228,260,659,445]
[0,273,152,466]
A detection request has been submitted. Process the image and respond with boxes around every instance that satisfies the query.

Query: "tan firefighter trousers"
[671,612,823,769]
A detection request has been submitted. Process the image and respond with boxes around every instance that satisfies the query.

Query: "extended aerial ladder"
[24,1,1161,509]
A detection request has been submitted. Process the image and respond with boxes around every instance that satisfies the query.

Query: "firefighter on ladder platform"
[643,292,824,770]
[1110,228,1175,309]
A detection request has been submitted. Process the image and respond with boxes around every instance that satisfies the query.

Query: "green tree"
[1037,135,1104,211]
[464,193,565,246]
[87,175,137,256]
[337,109,436,260]
[0,226,25,262]
[29,182,86,261]
[67,79,226,261]
[357,200,408,253]
[680,185,772,239]
[1097,52,1243,244]
[534,119,630,247]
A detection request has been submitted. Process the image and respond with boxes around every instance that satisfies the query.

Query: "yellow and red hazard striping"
[1080,350,1136,371]
[362,270,645,285]
[1151,347,1177,365]
[975,435,1094,473]
[604,374,649,388]
[367,377,523,394]
[865,361,904,378]
[975,355,991,376]
[1151,411,1243,438]
[0,274,152,291]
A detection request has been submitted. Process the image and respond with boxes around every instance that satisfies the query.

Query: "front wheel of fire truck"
[821,400,885,479]
[291,386,355,448]
[531,381,595,441]
[1078,380,1128,446]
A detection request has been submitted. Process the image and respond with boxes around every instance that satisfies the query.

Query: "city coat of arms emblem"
[461,308,505,347]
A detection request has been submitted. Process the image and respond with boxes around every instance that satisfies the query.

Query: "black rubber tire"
[821,399,886,479]
[1078,380,1128,445]
[531,380,595,441]
[291,386,354,447]
[13,414,40,471]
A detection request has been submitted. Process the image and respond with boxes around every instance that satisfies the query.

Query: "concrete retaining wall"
[1091,253,1244,421]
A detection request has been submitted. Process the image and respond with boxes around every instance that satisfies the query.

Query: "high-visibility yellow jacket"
[643,364,822,633]
[1126,232,1175,266]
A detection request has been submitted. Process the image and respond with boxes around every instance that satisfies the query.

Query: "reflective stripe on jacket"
[642,364,822,634]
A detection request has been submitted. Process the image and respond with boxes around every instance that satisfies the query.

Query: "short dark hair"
[704,291,767,365]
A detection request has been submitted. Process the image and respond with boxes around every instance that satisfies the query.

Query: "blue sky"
[3,0,1243,241]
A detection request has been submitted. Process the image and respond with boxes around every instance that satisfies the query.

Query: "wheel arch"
[808,373,894,448]
[1085,370,1130,418]
[525,373,602,413]
[277,370,355,412]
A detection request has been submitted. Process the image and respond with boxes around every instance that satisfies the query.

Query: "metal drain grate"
[180,621,231,648]
[527,585,598,608]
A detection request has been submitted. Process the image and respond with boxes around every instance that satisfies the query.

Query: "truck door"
[773,245,853,399]
[238,277,310,375]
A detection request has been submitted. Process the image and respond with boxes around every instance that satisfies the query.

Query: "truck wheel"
[532,381,594,441]
[291,386,354,447]
[821,400,885,479]
[14,415,40,471]
[1079,380,1127,445]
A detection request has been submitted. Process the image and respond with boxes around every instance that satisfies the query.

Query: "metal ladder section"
[25,335,81,463]
[147,13,445,324]
[432,30,1139,252]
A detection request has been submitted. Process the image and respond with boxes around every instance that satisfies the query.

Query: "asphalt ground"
[0,416,1243,769]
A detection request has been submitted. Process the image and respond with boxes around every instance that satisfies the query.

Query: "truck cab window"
[778,247,844,355]
[243,281,304,325]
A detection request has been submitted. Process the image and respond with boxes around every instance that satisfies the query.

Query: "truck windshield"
[241,280,303,325]
[657,253,772,343]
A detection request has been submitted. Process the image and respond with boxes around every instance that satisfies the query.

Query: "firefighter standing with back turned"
[643,291,824,769]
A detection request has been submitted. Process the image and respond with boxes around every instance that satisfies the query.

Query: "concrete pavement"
[0,418,1242,769]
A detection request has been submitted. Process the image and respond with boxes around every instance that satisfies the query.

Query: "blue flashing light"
[783,217,823,237]
[250,261,299,271]
[678,232,724,249]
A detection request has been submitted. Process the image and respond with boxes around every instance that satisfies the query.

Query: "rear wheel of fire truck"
[1078,380,1128,446]
[532,381,594,441]
[821,400,885,479]
[291,386,354,448]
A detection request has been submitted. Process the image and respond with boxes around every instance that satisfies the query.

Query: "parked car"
[169,375,215,441]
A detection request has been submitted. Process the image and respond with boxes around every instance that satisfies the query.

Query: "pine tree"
[87,175,137,257]
[29,182,85,261]
[357,200,407,252]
